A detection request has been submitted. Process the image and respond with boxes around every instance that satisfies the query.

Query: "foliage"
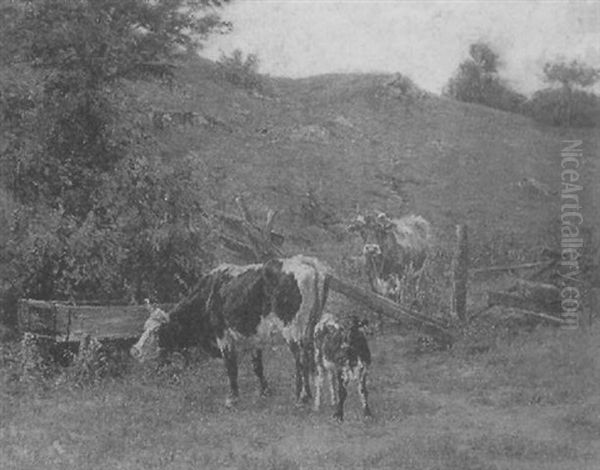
[526,87,599,127]
[386,73,428,110]
[0,0,226,316]
[543,60,599,89]
[2,0,226,216]
[216,49,266,93]
[6,150,215,304]
[444,42,526,113]
[526,59,600,127]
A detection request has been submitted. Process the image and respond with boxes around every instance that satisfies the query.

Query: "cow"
[348,212,432,301]
[130,255,330,408]
[313,313,372,421]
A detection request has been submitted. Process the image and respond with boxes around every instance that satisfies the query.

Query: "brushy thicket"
[445,43,599,127]
[444,42,526,114]
[215,49,269,95]
[525,88,599,128]
[0,1,231,325]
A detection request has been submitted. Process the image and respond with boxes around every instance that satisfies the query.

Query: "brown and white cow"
[131,255,330,407]
[348,212,432,300]
[313,313,372,421]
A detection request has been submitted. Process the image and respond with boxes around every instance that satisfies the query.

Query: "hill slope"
[138,57,600,269]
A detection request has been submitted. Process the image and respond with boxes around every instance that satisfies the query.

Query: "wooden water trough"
[17,299,173,342]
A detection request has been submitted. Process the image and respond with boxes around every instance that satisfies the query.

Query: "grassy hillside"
[140,56,599,271]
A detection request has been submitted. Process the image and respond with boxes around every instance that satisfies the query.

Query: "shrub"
[525,88,599,127]
[216,49,265,93]
[444,42,526,113]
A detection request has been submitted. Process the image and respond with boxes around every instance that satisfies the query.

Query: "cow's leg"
[358,365,372,418]
[333,370,348,421]
[328,368,337,407]
[300,342,313,402]
[251,349,270,397]
[313,364,324,411]
[289,341,304,404]
[222,346,239,408]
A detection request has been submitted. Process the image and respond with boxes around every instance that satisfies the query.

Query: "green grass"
[2,321,600,470]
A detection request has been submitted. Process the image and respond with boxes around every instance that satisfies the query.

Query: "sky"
[200,0,600,95]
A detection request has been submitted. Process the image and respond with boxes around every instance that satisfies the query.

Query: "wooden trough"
[17,299,172,342]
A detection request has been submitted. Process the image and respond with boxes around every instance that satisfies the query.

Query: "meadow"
[2,51,600,470]
[2,298,600,470]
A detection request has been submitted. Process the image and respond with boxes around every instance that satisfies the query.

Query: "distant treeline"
[444,42,599,128]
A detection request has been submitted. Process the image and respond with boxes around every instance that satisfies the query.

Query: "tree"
[2,0,229,217]
[0,0,230,310]
[469,42,499,74]
[542,60,599,127]
[444,41,525,113]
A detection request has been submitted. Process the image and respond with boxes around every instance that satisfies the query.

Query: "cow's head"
[130,302,171,362]
[348,212,398,275]
[348,212,432,297]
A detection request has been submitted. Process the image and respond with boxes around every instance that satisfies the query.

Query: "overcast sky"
[200,1,600,95]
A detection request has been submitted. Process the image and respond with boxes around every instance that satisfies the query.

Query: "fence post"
[452,224,468,322]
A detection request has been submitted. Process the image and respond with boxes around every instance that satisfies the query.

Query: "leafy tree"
[0,0,230,313]
[2,0,229,217]
[540,60,599,126]
[444,42,525,113]
[469,42,499,74]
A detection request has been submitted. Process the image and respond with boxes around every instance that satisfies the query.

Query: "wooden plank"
[327,275,453,343]
[451,224,468,321]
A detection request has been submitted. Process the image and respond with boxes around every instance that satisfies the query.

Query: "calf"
[313,314,372,421]
[131,255,330,408]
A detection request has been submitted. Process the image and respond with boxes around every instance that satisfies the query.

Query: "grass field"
[2,312,600,470]
[2,56,600,469]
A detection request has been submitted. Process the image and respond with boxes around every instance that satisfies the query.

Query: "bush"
[444,64,525,113]
[216,49,265,93]
[4,152,215,307]
[525,88,599,127]
[444,42,526,113]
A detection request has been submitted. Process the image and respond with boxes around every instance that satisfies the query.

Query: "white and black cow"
[131,255,330,407]
[348,212,432,300]
[313,313,372,421]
